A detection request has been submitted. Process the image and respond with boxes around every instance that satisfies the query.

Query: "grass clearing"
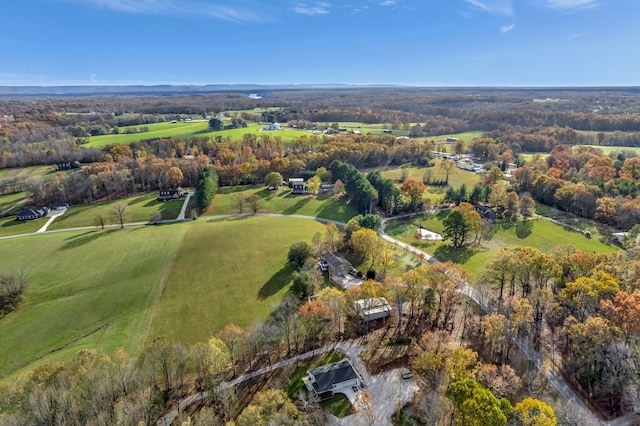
[47,192,185,230]
[149,217,327,345]
[86,122,313,147]
[0,216,328,383]
[0,191,27,214]
[208,185,357,223]
[320,393,354,418]
[0,215,48,237]
[385,213,618,280]
[0,224,189,382]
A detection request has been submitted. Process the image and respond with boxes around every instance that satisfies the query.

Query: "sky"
[0,0,638,86]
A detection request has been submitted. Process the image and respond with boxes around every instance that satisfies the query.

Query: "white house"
[264,122,281,131]
[305,359,360,399]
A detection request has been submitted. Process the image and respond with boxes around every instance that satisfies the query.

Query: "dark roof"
[16,208,40,217]
[321,252,352,269]
[309,359,358,394]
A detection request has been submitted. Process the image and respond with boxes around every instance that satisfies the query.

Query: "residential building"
[305,359,360,399]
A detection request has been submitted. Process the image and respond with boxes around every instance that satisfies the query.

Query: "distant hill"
[0,83,409,96]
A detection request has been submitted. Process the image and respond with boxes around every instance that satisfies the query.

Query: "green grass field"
[209,185,357,223]
[385,212,618,280]
[149,216,326,344]
[47,192,185,230]
[0,191,27,214]
[85,122,313,147]
[0,215,47,237]
[0,217,326,383]
[378,162,481,204]
[0,165,56,179]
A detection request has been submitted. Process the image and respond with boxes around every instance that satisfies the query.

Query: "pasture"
[385,212,618,280]
[0,216,327,383]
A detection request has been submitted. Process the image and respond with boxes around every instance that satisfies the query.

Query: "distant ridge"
[0,83,409,96]
[0,84,639,97]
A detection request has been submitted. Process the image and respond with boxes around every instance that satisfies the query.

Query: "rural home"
[305,359,360,399]
[321,252,362,289]
[612,232,630,245]
[354,297,392,329]
[264,122,280,131]
[158,188,185,201]
[16,208,46,221]
[288,178,308,194]
[56,160,81,171]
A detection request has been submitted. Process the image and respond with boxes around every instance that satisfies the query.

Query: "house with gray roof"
[305,359,360,399]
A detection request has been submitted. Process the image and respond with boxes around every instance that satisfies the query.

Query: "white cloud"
[500,24,515,33]
[546,0,598,10]
[292,2,331,15]
[568,33,584,40]
[73,0,261,22]
[464,0,514,16]
[379,0,397,5]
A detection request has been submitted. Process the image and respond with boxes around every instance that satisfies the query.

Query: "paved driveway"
[332,342,419,426]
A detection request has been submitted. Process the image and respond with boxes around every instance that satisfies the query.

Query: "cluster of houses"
[158,187,185,201]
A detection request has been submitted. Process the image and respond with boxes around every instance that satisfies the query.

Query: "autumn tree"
[401,178,425,209]
[599,290,640,343]
[307,175,321,195]
[245,193,262,214]
[446,379,511,426]
[519,195,536,219]
[93,212,108,229]
[442,210,471,248]
[323,222,342,252]
[350,228,383,269]
[235,389,308,426]
[514,398,557,426]
[299,300,331,348]
[317,287,347,337]
[439,159,456,184]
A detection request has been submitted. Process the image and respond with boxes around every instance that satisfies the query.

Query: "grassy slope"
[149,216,326,345]
[209,186,357,223]
[0,224,189,381]
[48,193,184,230]
[0,216,48,237]
[386,213,618,280]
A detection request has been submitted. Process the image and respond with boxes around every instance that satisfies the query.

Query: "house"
[305,359,360,399]
[248,93,262,99]
[56,160,81,171]
[158,188,185,201]
[264,122,281,131]
[321,252,363,289]
[288,178,308,194]
[446,137,459,143]
[355,297,392,329]
[16,208,46,221]
[612,232,630,245]
[383,129,392,133]
[475,205,498,222]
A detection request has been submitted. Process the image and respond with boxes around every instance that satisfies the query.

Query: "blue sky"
[0,0,637,86]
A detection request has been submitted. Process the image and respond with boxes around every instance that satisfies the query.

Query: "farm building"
[305,359,360,399]
[158,188,185,201]
[16,208,46,221]
[56,160,81,171]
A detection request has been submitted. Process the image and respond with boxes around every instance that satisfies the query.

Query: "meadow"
[0,216,327,383]
[85,122,312,147]
[385,211,618,280]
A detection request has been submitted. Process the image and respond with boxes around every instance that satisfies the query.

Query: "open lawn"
[0,224,189,382]
[0,165,56,179]
[47,192,185,230]
[148,216,326,344]
[208,185,357,223]
[425,131,483,147]
[385,212,619,280]
[378,162,481,204]
[0,215,47,237]
[573,144,640,156]
[85,122,313,147]
[0,216,327,383]
[0,191,27,214]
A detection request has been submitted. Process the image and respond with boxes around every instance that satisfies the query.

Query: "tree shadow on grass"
[61,229,118,250]
[258,263,295,300]
[434,244,477,264]
[283,197,310,215]
[516,219,534,239]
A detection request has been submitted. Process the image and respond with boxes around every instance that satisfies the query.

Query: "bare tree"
[93,212,108,229]
[110,203,130,228]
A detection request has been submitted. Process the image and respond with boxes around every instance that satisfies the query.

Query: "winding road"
[3,199,638,425]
